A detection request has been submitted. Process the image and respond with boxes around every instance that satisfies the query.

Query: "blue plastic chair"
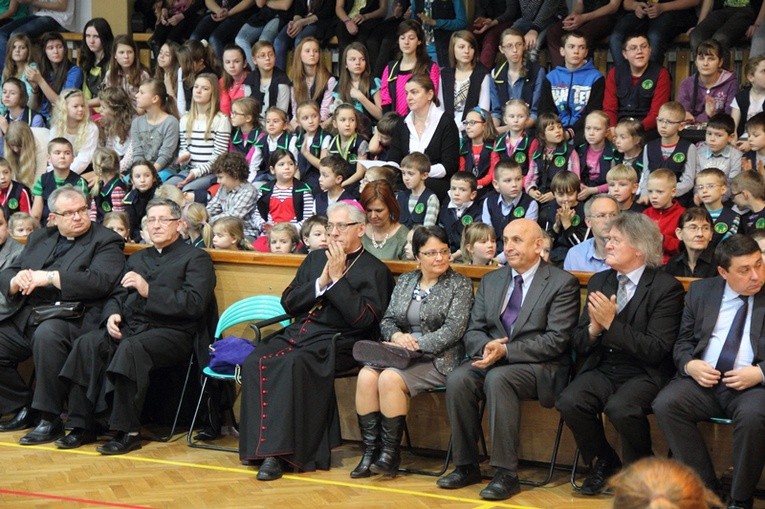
[186,295,291,452]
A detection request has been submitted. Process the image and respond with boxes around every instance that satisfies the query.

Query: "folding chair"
[187,295,291,452]
[148,353,196,442]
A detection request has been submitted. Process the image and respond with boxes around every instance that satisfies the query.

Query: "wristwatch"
[47,271,55,286]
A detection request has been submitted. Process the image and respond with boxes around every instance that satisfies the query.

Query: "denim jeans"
[236,19,282,70]
[273,23,320,71]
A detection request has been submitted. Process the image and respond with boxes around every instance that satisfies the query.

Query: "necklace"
[412,281,432,301]
[371,229,389,249]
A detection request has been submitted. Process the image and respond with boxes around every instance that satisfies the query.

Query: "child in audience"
[139,215,152,245]
[259,106,296,182]
[103,35,150,111]
[613,117,645,174]
[367,112,398,161]
[298,215,328,253]
[9,211,36,240]
[268,222,300,253]
[459,107,499,199]
[206,152,259,239]
[482,159,537,251]
[290,37,337,127]
[3,121,38,189]
[254,149,315,233]
[243,41,291,122]
[25,32,84,123]
[334,42,382,138]
[315,154,354,217]
[219,45,249,116]
[641,102,697,206]
[98,86,136,174]
[170,73,231,201]
[677,39,738,124]
[49,89,99,184]
[0,157,30,215]
[607,164,644,213]
[295,101,330,192]
[359,164,397,193]
[731,171,765,234]
[397,152,439,228]
[124,159,159,242]
[489,28,544,132]
[31,138,88,225]
[664,207,717,279]
[403,226,417,261]
[527,112,580,205]
[741,111,765,174]
[542,171,589,265]
[102,210,131,242]
[380,20,440,117]
[154,41,180,99]
[323,103,368,192]
[156,182,188,207]
[0,77,44,128]
[695,167,739,246]
[229,96,265,183]
[89,147,127,223]
[181,202,212,248]
[695,114,741,195]
[131,78,180,181]
[493,99,532,177]
[460,222,497,266]
[731,55,765,143]
[751,229,765,261]
[577,111,618,201]
[438,172,481,256]
[643,169,685,264]
[0,35,34,116]
[541,232,553,263]
[212,216,254,250]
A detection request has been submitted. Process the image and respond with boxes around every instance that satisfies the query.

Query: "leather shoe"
[0,406,34,432]
[55,428,98,449]
[479,469,521,500]
[97,432,142,455]
[437,464,482,489]
[19,418,64,445]
[193,428,219,441]
[257,457,284,481]
[727,499,753,509]
[580,455,622,496]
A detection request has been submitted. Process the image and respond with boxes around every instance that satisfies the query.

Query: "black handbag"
[352,340,431,370]
[31,301,84,326]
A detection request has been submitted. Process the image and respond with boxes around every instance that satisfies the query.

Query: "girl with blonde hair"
[49,89,99,184]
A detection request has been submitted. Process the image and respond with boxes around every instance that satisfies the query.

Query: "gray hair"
[609,213,663,269]
[146,198,182,219]
[327,201,366,224]
[48,186,88,214]
[584,193,620,218]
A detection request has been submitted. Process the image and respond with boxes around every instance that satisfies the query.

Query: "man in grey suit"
[653,235,765,509]
[436,218,580,501]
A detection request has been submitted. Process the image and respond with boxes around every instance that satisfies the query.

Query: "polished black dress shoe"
[97,432,142,455]
[55,428,98,449]
[257,457,284,481]
[479,469,521,500]
[19,418,64,445]
[0,406,34,432]
[436,464,482,489]
[727,499,754,509]
[580,456,621,496]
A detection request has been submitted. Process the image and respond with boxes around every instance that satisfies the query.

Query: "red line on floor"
[0,489,153,508]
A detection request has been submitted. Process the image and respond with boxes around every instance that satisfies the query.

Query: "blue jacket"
[540,59,604,140]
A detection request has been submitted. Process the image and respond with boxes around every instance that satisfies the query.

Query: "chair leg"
[150,355,194,442]
[187,377,239,453]
[570,448,585,490]
[398,434,452,477]
[519,415,565,487]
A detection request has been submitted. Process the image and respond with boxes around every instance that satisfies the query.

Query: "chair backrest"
[214,295,290,338]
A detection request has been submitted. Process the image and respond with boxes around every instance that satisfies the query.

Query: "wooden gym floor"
[2,430,764,509]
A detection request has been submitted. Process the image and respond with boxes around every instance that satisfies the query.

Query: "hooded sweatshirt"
[677,69,739,123]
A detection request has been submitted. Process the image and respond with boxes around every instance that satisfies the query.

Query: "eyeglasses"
[146,217,180,226]
[326,221,360,232]
[462,120,485,127]
[500,42,524,51]
[591,213,618,220]
[694,184,719,191]
[731,191,743,198]
[419,248,450,258]
[625,44,650,53]
[230,111,245,117]
[657,118,683,125]
[683,224,712,233]
[52,206,88,219]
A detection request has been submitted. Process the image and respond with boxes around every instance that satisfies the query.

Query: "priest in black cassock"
[240,201,394,480]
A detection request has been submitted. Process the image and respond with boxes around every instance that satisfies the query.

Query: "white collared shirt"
[404,103,447,178]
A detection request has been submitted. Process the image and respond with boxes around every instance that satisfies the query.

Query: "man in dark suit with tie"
[653,235,765,509]
[436,218,580,501]
[555,212,685,495]
[0,187,125,443]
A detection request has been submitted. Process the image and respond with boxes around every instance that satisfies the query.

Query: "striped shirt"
[179,112,231,178]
